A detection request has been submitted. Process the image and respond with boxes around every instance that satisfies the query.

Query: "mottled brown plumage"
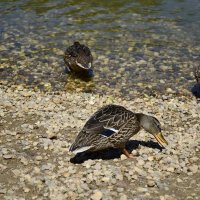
[64,41,93,77]
[194,65,200,84]
[70,104,168,158]
[192,65,200,98]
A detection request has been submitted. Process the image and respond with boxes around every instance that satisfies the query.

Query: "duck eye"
[153,119,161,131]
[156,123,161,131]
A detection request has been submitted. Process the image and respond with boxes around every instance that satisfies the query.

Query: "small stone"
[136,60,147,65]
[148,156,154,161]
[131,175,138,180]
[83,160,94,169]
[167,167,174,172]
[47,131,57,140]
[3,154,13,159]
[186,196,194,200]
[116,174,123,181]
[120,154,127,160]
[0,189,6,194]
[24,187,30,193]
[94,163,101,170]
[132,150,138,156]
[166,88,175,94]
[137,159,145,166]
[166,195,175,200]
[147,180,156,187]
[160,196,165,200]
[134,166,147,176]
[177,178,182,183]
[137,187,148,192]
[101,177,110,183]
[128,47,133,52]
[160,65,168,71]
[117,188,124,192]
[35,156,43,161]
[20,157,29,165]
[41,164,51,170]
[91,190,103,200]
[188,165,198,174]
[160,79,165,84]
[120,194,127,200]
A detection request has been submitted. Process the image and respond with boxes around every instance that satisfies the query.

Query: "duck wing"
[84,104,134,131]
[70,105,136,153]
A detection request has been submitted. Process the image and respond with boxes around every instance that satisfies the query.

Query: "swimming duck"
[192,65,200,98]
[64,41,94,77]
[70,104,168,158]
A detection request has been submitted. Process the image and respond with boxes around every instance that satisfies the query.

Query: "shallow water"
[0,0,200,97]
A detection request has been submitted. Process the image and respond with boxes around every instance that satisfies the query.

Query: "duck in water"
[64,42,94,78]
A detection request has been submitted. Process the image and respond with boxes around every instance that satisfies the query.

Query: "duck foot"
[122,148,135,159]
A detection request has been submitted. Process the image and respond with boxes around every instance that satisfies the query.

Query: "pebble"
[120,194,128,200]
[35,156,43,161]
[160,65,168,71]
[120,154,127,160]
[91,190,103,200]
[0,189,6,194]
[102,177,110,183]
[147,180,156,187]
[20,157,29,165]
[137,159,145,166]
[23,187,30,193]
[188,165,198,173]
[3,154,13,159]
[137,187,148,192]
[46,131,57,139]
[83,160,94,169]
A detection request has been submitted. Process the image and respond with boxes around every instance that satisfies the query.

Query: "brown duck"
[192,65,200,98]
[70,104,168,158]
[64,41,94,77]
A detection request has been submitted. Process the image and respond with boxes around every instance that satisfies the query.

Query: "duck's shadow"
[64,68,94,82]
[70,140,164,164]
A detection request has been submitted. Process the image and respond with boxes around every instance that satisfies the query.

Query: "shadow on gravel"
[70,140,164,164]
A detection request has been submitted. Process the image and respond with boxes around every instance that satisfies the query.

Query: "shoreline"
[0,85,199,200]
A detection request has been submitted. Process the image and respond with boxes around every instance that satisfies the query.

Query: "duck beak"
[154,132,168,147]
[76,61,87,69]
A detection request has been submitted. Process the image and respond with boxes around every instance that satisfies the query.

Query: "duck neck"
[135,113,146,127]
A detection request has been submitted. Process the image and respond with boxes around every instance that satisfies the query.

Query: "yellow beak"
[154,132,168,147]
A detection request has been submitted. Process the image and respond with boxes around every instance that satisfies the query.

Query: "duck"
[64,41,94,77]
[70,104,168,158]
[192,65,200,98]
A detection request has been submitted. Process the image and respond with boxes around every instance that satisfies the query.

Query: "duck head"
[137,114,168,147]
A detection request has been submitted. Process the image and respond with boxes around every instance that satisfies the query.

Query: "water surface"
[0,0,200,97]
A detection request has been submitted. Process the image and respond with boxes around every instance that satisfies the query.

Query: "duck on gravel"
[70,104,168,158]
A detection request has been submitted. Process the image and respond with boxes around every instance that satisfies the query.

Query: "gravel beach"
[0,85,199,200]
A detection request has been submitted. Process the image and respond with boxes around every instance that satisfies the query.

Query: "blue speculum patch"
[101,128,116,137]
